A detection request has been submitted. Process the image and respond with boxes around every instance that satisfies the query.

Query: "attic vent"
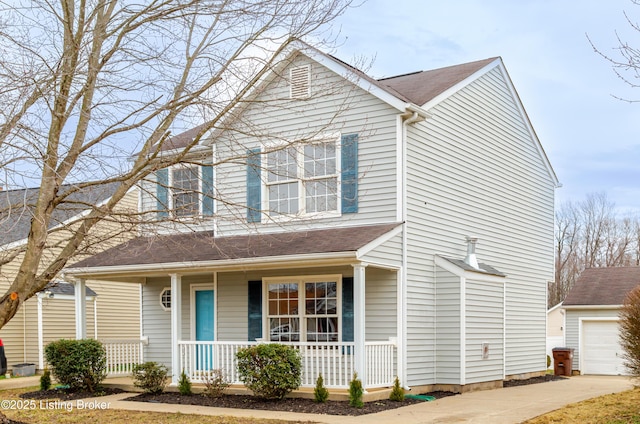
[290,65,310,99]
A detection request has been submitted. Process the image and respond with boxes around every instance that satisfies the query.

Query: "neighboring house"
[0,183,141,371]
[546,302,565,369]
[66,41,559,393]
[563,267,640,375]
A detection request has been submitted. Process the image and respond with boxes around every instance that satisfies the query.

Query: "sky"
[332,0,640,214]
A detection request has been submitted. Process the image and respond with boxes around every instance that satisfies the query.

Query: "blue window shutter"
[341,133,358,214]
[201,165,214,216]
[248,281,262,341]
[156,168,169,218]
[342,277,354,342]
[246,148,261,223]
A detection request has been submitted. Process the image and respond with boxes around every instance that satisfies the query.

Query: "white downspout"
[398,110,423,390]
[37,295,43,370]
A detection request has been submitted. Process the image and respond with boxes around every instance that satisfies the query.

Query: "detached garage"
[563,267,640,376]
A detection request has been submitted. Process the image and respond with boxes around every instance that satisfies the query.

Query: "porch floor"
[103,376,393,402]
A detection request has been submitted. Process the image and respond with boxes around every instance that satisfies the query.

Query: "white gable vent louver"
[290,65,311,99]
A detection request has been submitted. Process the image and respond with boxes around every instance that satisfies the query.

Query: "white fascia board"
[356,224,403,257]
[434,255,506,284]
[65,251,358,279]
[562,305,622,310]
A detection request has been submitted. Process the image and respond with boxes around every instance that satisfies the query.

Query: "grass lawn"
[0,387,314,424]
[524,387,640,424]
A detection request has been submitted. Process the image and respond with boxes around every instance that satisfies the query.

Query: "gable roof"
[563,267,640,306]
[0,182,120,248]
[376,58,498,106]
[68,223,400,272]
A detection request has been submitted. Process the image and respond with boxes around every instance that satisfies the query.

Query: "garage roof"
[563,267,640,306]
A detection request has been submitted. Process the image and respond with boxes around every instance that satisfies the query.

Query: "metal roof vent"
[464,236,479,269]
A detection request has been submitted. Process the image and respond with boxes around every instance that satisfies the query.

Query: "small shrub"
[202,369,229,398]
[389,376,404,402]
[547,354,551,369]
[620,286,640,378]
[131,362,169,394]
[313,374,329,403]
[177,370,192,395]
[236,343,301,400]
[44,338,107,393]
[40,369,51,391]
[348,372,364,408]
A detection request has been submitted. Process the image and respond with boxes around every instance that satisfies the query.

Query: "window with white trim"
[266,276,340,342]
[171,165,200,218]
[265,140,338,217]
[160,288,171,311]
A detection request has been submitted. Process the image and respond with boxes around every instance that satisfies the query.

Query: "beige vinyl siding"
[216,273,248,341]
[1,298,39,365]
[405,66,555,384]
[141,277,172,368]
[435,266,460,384]
[87,280,140,340]
[464,279,504,384]
[364,268,397,341]
[212,53,400,235]
[564,308,619,372]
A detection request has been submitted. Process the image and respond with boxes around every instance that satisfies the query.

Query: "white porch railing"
[177,339,396,389]
[102,339,145,376]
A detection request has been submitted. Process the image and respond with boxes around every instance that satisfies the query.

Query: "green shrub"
[236,343,301,400]
[313,374,329,403]
[178,370,192,395]
[44,339,107,393]
[131,362,169,394]
[389,376,404,402]
[620,286,640,378]
[202,369,229,398]
[547,354,551,369]
[348,372,364,408]
[40,369,51,391]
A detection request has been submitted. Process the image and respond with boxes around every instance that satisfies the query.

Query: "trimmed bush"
[313,374,329,403]
[620,285,640,378]
[178,370,192,395]
[131,362,169,394]
[348,372,364,408]
[236,343,301,400]
[44,339,107,393]
[389,376,404,402]
[40,369,51,391]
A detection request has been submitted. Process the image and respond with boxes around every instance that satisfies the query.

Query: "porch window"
[265,139,338,217]
[265,275,340,342]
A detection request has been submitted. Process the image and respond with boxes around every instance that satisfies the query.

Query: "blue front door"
[195,289,214,369]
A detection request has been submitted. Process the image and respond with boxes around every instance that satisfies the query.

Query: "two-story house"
[66,41,559,393]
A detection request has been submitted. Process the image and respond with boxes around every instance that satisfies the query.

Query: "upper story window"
[156,164,214,219]
[266,140,338,217]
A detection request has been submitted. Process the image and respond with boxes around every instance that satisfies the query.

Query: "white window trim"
[189,282,216,341]
[262,274,342,343]
[160,287,172,311]
[262,136,342,220]
[168,163,204,219]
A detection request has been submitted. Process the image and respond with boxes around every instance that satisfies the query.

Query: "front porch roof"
[65,223,401,279]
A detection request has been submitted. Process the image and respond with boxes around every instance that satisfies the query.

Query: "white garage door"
[582,320,628,375]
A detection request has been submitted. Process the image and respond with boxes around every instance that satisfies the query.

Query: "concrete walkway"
[0,375,634,423]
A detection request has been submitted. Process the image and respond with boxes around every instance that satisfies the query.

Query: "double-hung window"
[156,164,214,219]
[265,139,338,217]
[266,276,340,343]
[171,166,200,217]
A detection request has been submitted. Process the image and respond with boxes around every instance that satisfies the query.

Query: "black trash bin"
[0,339,6,375]
[552,347,574,376]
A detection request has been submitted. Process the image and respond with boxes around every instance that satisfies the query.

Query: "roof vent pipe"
[464,236,479,269]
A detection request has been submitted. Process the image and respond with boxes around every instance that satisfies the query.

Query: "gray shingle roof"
[40,281,97,297]
[438,256,506,277]
[563,267,640,306]
[0,182,120,247]
[69,223,401,269]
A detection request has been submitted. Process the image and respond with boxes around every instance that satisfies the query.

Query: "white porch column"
[37,295,44,370]
[170,273,182,385]
[74,279,87,339]
[352,263,367,389]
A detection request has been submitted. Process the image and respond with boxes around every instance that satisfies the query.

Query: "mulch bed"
[124,391,457,416]
[20,387,125,401]
[503,374,567,387]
